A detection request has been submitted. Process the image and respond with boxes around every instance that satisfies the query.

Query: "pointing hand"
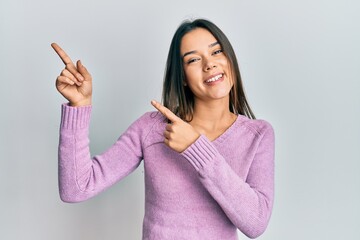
[151,100,200,152]
[51,43,92,106]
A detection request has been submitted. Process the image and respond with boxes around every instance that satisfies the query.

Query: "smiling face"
[181,28,234,103]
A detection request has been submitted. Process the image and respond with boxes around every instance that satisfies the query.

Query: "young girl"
[52,19,275,240]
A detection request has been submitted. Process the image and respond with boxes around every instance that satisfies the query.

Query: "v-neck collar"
[211,114,245,144]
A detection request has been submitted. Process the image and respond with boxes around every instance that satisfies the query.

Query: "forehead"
[180,28,218,53]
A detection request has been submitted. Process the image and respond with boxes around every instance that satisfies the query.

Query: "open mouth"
[205,73,224,84]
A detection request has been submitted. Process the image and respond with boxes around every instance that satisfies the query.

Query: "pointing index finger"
[51,43,74,66]
[151,100,180,123]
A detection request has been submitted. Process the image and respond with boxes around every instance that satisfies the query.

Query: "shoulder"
[135,111,166,126]
[128,111,167,147]
[128,111,166,135]
[236,115,274,138]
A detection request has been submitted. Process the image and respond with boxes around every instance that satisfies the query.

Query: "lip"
[204,73,224,85]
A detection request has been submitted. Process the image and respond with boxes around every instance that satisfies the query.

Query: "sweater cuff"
[60,103,92,130]
[181,135,218,172]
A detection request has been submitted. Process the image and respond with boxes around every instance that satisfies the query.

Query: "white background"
[1,0,359,239]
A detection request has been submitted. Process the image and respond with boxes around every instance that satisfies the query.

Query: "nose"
[203,58,217,71]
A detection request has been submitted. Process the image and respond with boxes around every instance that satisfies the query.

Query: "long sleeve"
[181,120,275,239]
[58,104,145,203]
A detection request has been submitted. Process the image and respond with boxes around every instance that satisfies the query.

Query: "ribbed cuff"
[181,135,218,172]
[60,103,92,130]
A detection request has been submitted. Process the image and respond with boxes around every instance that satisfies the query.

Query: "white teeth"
[206,74,223,83]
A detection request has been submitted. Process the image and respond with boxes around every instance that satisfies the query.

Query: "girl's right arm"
[52,43,143,202]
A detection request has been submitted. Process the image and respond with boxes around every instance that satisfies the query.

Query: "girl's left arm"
[181,123,275,239]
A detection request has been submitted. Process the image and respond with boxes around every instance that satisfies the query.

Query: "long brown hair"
[162,19,255,120]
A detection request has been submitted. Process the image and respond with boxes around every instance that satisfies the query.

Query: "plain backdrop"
[1,0,359,239]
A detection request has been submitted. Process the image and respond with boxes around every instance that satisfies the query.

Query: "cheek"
[184,66,200,84]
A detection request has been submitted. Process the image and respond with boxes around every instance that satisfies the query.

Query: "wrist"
[70,99,92,107]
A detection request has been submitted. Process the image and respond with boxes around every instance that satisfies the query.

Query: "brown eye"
[187,58,200,64]
[213,49,223,55]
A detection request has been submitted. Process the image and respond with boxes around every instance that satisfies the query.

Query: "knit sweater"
[58,104,275,239]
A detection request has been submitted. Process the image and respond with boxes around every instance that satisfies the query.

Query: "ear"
[183,81,187,86]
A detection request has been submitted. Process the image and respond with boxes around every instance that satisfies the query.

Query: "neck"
[190,97,236,133]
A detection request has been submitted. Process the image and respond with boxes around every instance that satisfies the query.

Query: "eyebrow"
[182,41,220,58]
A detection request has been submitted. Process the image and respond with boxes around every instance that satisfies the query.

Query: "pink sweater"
[58,104,275,239]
